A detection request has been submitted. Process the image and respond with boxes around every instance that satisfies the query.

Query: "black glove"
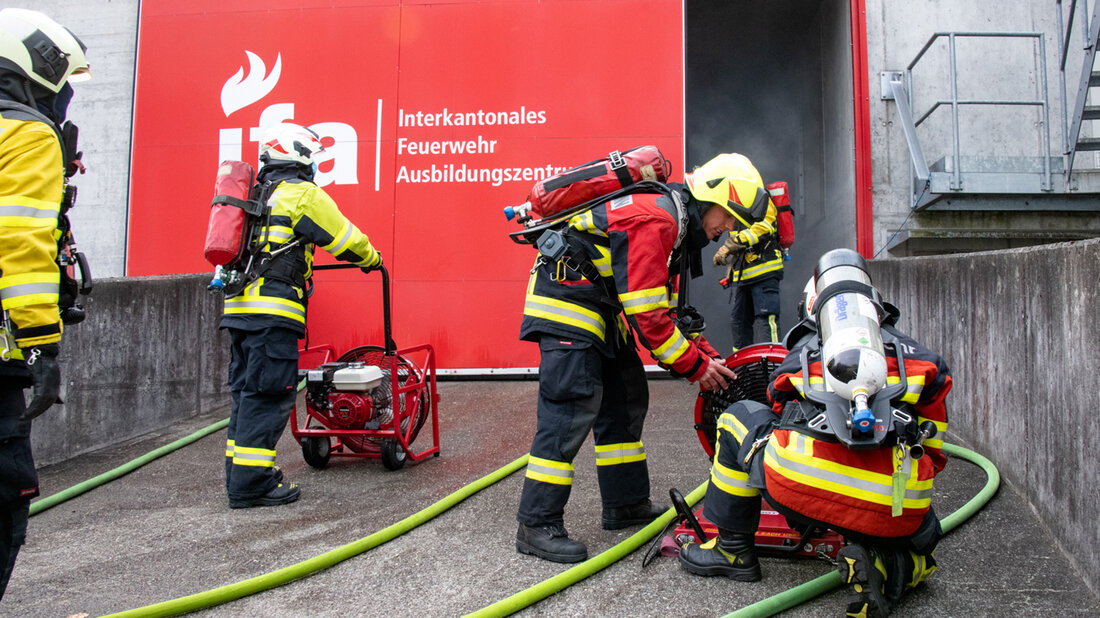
[24,343,61,420]
[360,255,384,274]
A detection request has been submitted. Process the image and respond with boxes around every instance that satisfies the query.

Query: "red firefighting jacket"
[520,190,716,382]
[763,325,952,537]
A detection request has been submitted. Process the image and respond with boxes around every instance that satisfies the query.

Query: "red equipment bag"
[527,145,672,221]
[203,160,257,268]
[767,181,795,249]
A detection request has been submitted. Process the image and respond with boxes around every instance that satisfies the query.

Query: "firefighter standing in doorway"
[0,8,89,599]
[221,122,382,508]
[514,153,781,563]
[678,250,951,617]
[704,154,784,350]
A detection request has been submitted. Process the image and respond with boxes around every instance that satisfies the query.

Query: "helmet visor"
[68,66,90,83]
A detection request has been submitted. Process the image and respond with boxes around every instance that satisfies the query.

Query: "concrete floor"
[4,379,1099,617]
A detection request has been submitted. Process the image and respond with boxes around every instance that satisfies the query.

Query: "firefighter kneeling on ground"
[678,249,952,618]
[515,153,791,563]
[704,154,784,350]
[221,122,382,509]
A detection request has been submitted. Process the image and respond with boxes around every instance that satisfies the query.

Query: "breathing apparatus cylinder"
[813,249,887,433]
[204,160,256,268]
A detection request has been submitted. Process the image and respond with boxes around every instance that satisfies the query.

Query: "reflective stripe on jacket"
[221,179,380,334]
[725,199,784,285]
[764,326,952,537]
[0,106,63,361]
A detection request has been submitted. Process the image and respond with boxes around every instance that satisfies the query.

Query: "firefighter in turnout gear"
[0,8,89,599]
[221,122,381,509]
[515,154,743,563]
[679,253,951,618]
[697,154,784,350]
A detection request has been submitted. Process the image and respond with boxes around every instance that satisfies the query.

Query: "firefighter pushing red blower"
[203,122,398,508]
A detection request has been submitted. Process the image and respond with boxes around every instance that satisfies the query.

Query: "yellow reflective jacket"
[0,105,63,365]
[220,178,380,335]
[724,199,784,285]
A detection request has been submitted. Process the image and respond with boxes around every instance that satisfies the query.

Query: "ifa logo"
[217,51,369,188]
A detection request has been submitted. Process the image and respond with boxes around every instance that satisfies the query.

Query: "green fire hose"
[465,481,709,618]
[29,418,230,517]
[32,379,309,517]
[102,454,530,617]
[32,416,997,618]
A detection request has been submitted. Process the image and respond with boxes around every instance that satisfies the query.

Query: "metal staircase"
[881,1,1100,212]
[1062,0,1100,175]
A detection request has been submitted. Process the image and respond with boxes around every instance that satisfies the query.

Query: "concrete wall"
[867,237,1100,598]
[30,0,141,279]
[30,275,231,466]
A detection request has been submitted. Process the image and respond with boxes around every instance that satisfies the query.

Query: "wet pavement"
[4,379,1099,617]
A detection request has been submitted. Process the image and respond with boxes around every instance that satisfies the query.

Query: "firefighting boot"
[602,498,670,530]
[678,529,761,581]
[837,544,889,618]
[516,523,588,563]
[229,482,301,509]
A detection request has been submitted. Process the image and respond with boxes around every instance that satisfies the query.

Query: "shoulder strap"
[0,100,61,143]
[0,100,81,178]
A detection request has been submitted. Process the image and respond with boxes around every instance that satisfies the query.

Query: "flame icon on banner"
[220,51,282,117]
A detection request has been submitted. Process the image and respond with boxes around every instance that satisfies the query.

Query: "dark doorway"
[685,0,856,354]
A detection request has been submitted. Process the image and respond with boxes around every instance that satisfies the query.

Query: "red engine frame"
[288,265,441,466]
[290,342,440,463]
[673,501,846,560]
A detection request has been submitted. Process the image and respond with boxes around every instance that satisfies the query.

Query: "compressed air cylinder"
[813,250,887,424]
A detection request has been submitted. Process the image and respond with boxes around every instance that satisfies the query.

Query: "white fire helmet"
[0,8,90,93]
[260,122,324,167]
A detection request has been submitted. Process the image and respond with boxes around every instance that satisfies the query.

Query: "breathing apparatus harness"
[211,168,310,299]
[0,99,93,350]
[515,180,707,340]
[771,249,940,519]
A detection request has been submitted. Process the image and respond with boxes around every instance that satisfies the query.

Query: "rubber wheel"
[380,438,406,471]
[301,436,331,469]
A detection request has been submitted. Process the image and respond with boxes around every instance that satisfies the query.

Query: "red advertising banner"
[129,0,684,370]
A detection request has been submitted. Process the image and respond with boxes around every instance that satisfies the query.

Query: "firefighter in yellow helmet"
[685,153,784,351]
[0,7,90,599]
[514,151,739,563]
[220,122,382,508]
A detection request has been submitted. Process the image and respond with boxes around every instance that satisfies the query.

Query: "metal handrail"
[904,31,1052,191]
[1057,0,1100,177]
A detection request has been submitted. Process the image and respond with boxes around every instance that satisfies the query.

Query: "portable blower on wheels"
[675,344,846,560]
[291,265,440,471]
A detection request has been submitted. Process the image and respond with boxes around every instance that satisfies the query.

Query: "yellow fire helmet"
[0,8,90,94]
[684,153,770,227]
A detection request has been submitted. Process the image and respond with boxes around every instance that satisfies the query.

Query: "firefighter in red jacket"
[220,122,382,509]
[0,8,89,599]
[678,249,951,617]
[513,153,776,563]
